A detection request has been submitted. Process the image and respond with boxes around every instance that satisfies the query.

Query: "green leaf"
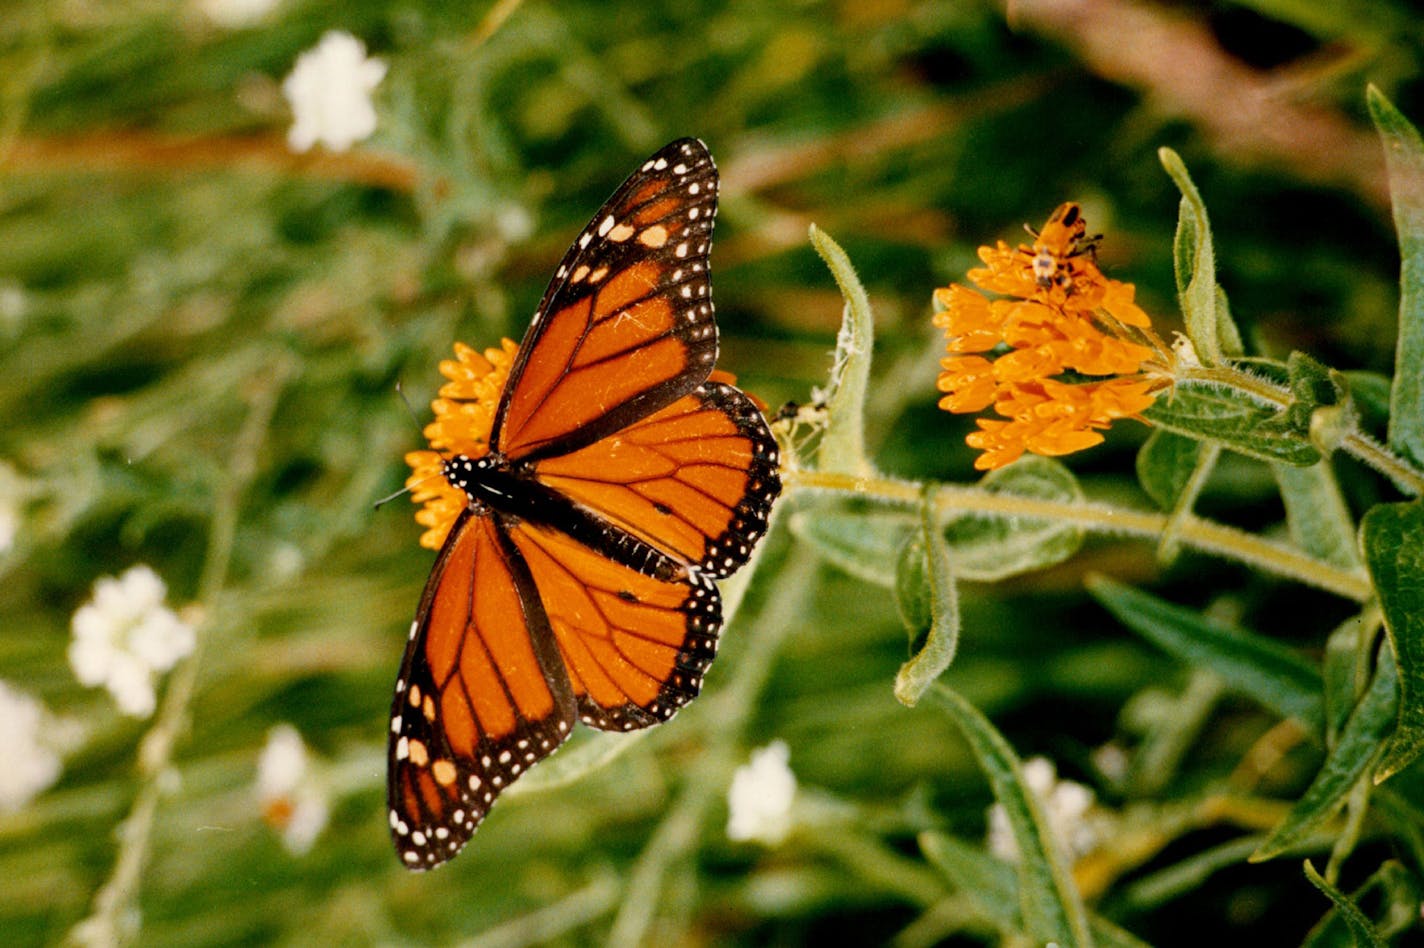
[1361,500,1424,779]
[1303,860,1388,948]
[1161,148,1242,363]
[1367,86,1424,468]
[1144,379,1320,466]
[1087,575,1325,735]
[1135,428,1206,511]
[791,457,1083,585]
[893,491,961,707]
[918,832,1151,948]
[1272,460,1362,571]
[1252,646,1398,862]
[1323,615,1371,741]
[1302,861,1424,947]
[927,686,1093,947]
[809,224,875,477]
[940,457,1085,580]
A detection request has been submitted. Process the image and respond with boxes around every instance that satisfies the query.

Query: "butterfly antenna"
[395,380,426,436]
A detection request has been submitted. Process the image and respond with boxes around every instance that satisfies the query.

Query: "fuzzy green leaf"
[1323,615,1371,742]
[1135,429,1206,511]
[928,686,1092,947]
[1303,861,1388,948]
[1302,861,1424,947]
[1161,148,1242,363]
[893,493,961,707]
[1361,500,1424,779]
[1253,646,1398,862]
[1272,460,1362,571]
[1144,380,1320,466]
[1367,86,1424,467]
[792,458,1082,585]
[939,457,1084,579]
[809,225,875,477]
[1087,575,1324,735]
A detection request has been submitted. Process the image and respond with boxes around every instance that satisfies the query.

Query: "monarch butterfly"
[388,139,781,869]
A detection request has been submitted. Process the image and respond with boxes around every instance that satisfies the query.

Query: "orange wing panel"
[508,521,721,732]
[531,381,780,577]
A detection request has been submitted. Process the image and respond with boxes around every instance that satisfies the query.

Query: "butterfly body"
[388,139,779,870]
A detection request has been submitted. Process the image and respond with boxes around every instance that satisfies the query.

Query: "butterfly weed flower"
[68,566,195,718]
[727,740,798,846]
[256,724,329,855]
[404,338,520,549]
[282,30,387,153]
[935,203,1173,470]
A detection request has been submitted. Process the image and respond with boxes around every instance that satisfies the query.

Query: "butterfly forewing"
[388,511,576,869]
[494,139,720,462]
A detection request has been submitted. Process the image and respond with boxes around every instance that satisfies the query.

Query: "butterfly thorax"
[441,453,689,583]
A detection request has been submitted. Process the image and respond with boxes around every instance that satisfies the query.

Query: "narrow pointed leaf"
[809,225,875,477]
[1303,860,1388,948]
[1087,575,1324,734]
[1253,647,1398,861]
[894,493,961,707]
[1161,148,1242,362]
[1367,86,1424,467]
[928,686,1092,947]
[1361,500,1424,779]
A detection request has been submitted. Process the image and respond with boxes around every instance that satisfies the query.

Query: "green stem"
[783,470,1371,602]
[69,356,292,948]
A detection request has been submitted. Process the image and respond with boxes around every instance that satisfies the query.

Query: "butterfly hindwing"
[494,138,720,462]
[388,510,576,870]
[506,521,722,732]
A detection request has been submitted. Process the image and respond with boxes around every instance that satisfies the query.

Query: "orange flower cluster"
[935,203,1169,470]
[404,338,519,549]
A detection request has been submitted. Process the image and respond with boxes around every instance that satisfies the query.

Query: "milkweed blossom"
[986,756,1108,864]
[935,203,1172,470]
[282,30,387,153]
[256,724,329,855]
[68,565,195,718]
[0,681,69,812]
[404,338,520,549]
[726,740,798,846]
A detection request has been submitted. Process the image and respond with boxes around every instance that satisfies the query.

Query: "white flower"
[0,681,65,811]
[198,0,279,27]
[282,31,386,153]
[727,740,797,845]
[987,756,1103,864]
[69,566,195,718]
[256,724,329,854]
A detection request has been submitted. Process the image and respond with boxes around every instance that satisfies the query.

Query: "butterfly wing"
[505,520,722,731]
[493,138,720,463]
[387,509,576,870]
[530,378,780,579]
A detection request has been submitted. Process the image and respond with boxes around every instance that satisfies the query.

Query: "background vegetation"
[3,0,1423,944]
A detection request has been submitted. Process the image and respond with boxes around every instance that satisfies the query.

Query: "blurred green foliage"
[4,0,1424,944]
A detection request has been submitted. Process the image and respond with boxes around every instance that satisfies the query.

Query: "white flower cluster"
[0,681,65,812]
[987,756,1103,864]
[256,724,329,855]
[282,31,386,153]
[727,740,797,846]
[69,566,195,718]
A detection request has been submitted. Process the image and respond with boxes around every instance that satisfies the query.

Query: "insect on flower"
[389,139,781,869]
[935,203,1173,471]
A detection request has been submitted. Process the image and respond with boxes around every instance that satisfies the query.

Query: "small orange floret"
[405,338,520,549]
[934,204,1169,470]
